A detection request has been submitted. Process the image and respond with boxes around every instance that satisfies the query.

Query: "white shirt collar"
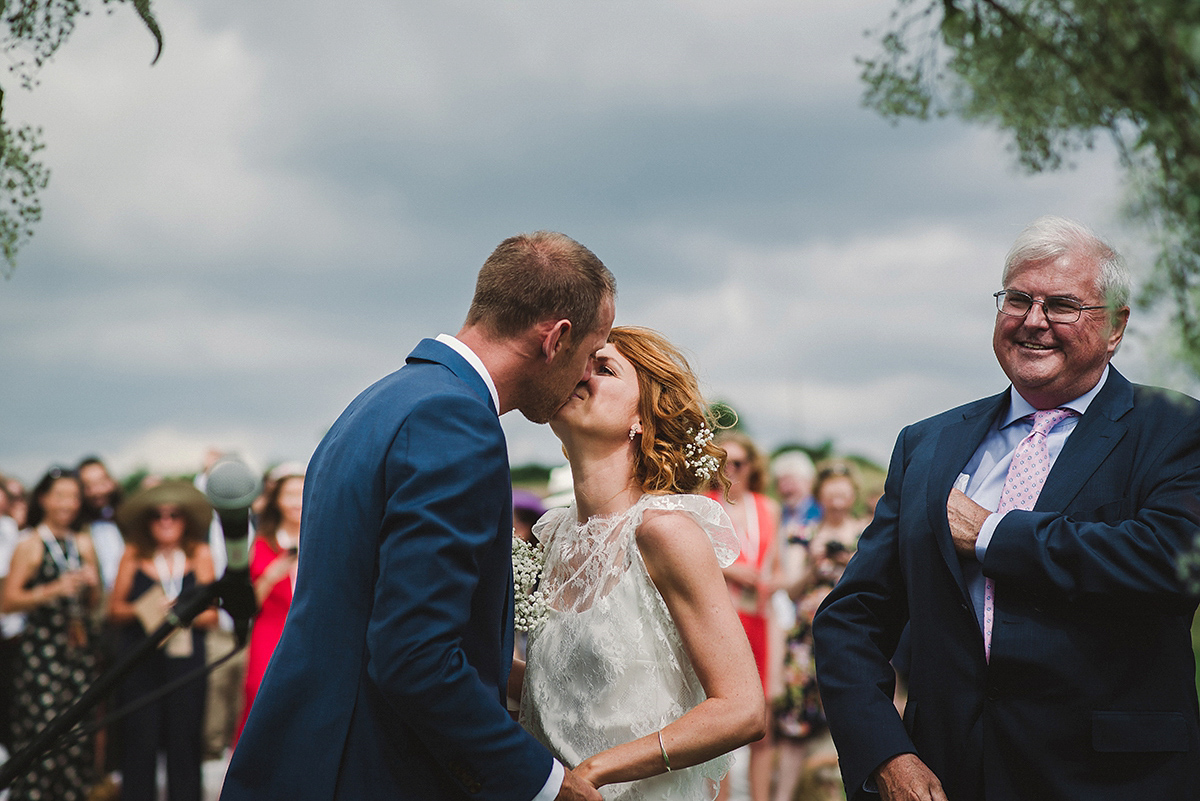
[1003,364,1110,427]
[435,333,501,415]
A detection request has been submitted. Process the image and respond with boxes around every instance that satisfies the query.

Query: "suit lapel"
[927,391,1009,601]
[1036,368,1133,511]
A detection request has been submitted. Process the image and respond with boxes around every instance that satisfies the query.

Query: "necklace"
[152,549,186,601]
[37,525,81,574]
[37,524,88,649]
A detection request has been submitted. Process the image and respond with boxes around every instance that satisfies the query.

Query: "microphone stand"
[0,576,250,789]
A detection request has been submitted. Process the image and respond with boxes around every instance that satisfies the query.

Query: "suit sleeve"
[984,404,1200,605]
[812,426,919,800]
[367,391,553,801]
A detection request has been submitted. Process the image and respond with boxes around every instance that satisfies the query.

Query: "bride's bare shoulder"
[635,505,712,561]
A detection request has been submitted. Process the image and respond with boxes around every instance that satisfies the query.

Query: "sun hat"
[116,481,213,547]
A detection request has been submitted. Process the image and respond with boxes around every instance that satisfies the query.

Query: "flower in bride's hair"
[682,423,719,482]
[512,534,549,633]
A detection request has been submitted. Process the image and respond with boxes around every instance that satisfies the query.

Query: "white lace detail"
[522,494,739,801]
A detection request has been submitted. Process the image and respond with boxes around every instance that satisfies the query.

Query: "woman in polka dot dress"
[1,467,101,801]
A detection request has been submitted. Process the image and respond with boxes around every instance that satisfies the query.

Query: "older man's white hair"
[771,449,816,484]
[1002,215,1131,311]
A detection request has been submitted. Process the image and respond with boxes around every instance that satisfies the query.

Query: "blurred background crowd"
[0,452,307,801]
[9,426,1198,801]
[0,429,1049,801]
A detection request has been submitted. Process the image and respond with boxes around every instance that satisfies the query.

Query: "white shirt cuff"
[976,511,1005,561]
[532,759,564,801]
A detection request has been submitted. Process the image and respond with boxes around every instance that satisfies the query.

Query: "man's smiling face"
[992,250,1128,409]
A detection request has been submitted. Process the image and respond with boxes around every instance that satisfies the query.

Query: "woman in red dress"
[235,466,304,743]
[708,432,779,801]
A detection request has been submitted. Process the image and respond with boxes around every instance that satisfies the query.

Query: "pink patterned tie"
[983,407,1077,661]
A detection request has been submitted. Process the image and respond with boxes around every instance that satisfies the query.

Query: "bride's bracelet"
[658,729,672,772]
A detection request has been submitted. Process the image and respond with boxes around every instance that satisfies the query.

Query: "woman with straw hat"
[110,481,218,801]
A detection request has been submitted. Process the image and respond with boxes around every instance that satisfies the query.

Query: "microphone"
[205,457,262,643]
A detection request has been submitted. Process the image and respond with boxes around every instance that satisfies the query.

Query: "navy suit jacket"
[813,368,1200,801]
[221,339,554,801]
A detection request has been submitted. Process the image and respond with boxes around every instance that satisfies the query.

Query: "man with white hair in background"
[773,450,819,536]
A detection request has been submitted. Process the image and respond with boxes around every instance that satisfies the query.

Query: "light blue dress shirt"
[955,366,1110,634]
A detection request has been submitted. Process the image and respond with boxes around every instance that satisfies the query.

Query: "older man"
[814,216,1200,801]
[223,232,615,801]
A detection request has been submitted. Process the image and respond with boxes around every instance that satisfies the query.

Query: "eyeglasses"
[994,290,1108,324]
[150,509,184,522]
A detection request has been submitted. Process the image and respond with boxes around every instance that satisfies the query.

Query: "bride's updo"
[608,326,730,495]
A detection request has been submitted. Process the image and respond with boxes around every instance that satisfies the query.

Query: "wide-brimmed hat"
[116,481,213,546]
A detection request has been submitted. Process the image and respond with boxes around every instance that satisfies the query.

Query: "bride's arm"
[574,511,767,788]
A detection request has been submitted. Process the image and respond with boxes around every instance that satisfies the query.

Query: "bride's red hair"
[607,326,730,496]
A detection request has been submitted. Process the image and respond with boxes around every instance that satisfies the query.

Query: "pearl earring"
[629,422,642,440]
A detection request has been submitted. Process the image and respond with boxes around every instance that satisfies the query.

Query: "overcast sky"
[2,0,1193,485]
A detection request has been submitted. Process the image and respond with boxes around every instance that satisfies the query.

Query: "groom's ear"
[540,319,573,363]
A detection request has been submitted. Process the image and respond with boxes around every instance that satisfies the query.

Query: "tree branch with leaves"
[0,0,162,277]
[861,0,1200,370]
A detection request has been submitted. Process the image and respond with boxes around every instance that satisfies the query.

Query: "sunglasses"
[150,509,184,522]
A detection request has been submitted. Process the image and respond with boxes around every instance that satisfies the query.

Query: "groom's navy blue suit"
[222,339,554,801]
[814,368,1200,801]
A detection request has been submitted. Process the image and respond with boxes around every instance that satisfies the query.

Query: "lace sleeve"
[531,505,574,544]
[633,494,740,568]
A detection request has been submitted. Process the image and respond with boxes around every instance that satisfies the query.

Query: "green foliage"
[0,115,49,277]
[510,463,553,486]
[861,0,1200,364]
[0,0,162,275]
[772,440,835,464]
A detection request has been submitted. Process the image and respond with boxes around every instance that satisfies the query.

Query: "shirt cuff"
[976,511,1005,561]
[532,759,564,801]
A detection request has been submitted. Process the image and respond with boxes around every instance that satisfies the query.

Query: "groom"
[221,232,615,801]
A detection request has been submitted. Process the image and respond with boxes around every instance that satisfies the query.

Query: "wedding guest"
[1,467,101,801]
[235,464,305,742]
[771,463,865,801]
[0,477,27,754]
[517,326,766,799]
[110,482,217,801]
[772,450,820,536]
[708,432,779,801]
[4,478,28,531]
[767,450,820,719]
[814,216,1200,800]
[77,457,126,593]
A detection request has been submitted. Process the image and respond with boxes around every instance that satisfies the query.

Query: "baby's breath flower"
[512,534,549,633]
[683,423,720,482]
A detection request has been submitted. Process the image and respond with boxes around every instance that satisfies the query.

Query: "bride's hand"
[572,757,604,789]
[556,765,603,800]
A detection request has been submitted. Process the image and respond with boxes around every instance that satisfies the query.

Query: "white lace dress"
[520,494,740,801]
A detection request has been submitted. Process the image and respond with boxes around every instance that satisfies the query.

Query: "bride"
[514,326,766,800]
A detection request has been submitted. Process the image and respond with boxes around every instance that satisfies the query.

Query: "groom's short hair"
[466,231,616,340]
